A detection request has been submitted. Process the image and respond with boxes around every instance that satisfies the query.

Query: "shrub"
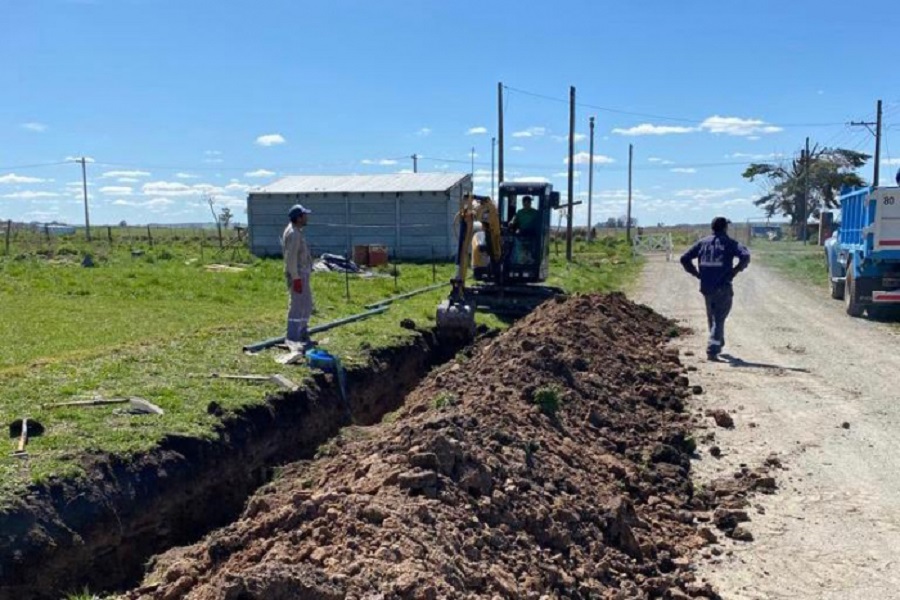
[531,385,561,416]
[434,392,459,409]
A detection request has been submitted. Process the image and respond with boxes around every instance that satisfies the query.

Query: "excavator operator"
[509,196,539,263]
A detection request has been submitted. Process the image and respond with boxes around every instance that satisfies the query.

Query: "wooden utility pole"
[850,99,883,187]
[498,82,504,185]
[411,154,418,173]
[626,144,634,244]
[587,116,595,242]
[470,147,475,177]
[5,219,11,255]
[566,85,575,261]
[875,99,882,187]
[491,137,496,199]
[77,157,92,241]
[802,136,810,244]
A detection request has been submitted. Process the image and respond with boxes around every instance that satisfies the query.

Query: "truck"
[824,185,900,317]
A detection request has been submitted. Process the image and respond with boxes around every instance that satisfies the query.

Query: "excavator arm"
[437,193,498,339]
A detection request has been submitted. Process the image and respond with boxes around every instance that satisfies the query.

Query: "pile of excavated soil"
[127,293,719,600]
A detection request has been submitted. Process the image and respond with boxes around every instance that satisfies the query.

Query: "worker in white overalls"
[282,204,314,349]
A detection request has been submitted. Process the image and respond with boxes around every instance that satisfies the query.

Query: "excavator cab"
[436,182,564,340]
[495,182,559,283]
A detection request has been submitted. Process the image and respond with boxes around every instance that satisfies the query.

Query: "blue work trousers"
[704,286,733,355]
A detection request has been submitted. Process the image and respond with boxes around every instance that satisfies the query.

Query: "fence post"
[107,226,113,246]
[431,245,436,283]
[392,247,398,292]
[147,225,154,248]
[345,245,351,301]
[4,220,10,255]
[44,223,50,243]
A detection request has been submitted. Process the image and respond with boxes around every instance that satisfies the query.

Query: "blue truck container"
[824,185,900,316]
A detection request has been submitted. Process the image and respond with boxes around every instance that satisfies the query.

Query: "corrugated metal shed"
[247,172,472,260]
[260,173,467,194]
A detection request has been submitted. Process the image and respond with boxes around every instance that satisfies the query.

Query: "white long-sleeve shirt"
[282,223,312,278]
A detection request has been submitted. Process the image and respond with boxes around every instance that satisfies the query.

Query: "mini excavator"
[436,181,565,338]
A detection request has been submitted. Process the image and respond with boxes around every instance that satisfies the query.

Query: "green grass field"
[749,239,829,289]
[0,233,639,502]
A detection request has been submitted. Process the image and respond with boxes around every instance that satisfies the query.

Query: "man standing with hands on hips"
[680,216,751,361]
[282,204,314,349]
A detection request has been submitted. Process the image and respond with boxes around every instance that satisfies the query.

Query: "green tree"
[743,146,869,224]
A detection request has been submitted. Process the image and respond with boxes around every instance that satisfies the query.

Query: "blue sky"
[2,0,899,227]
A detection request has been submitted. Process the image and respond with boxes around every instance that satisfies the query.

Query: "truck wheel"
[845,271,864,317]
[830,279,845,300]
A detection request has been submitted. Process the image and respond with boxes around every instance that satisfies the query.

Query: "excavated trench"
[0,327,472,600]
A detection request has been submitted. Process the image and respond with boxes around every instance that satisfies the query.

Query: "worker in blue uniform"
[680,216,751,360]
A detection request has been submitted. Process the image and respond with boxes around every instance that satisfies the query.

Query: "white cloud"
[99,186,133,195]
[513,127,547,137]
[142,181,195,196]
[361,159,399,166]
[145,197,175,208]
[65,156,95,163]
[726,152,784,160]
[203,158,224,164]
[467,126,488,135]
[511,145,525,152]
[613,116,782,137]
[648,157,674,165]
[255,133,286,146]
[517,176,550,183]
[553,133,587,143]
[700,116,782,136]
[416,127,432,136]
[612,123,696,136]
[881,158,900,166]
[101,170,150,179]
[245,169,276,178]
[2,190,61,199]
[117,177,140,183]
[225,182,252,192]
[670,168,697,173]
[205,150,222,156]
[0,173,46,184]
[512,126,547,138]
[176,172,199,179]
[674,188,739,200]
[21,122,48,132]
[565,152,616,165]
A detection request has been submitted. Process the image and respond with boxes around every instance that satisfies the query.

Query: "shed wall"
[248,178,471,260]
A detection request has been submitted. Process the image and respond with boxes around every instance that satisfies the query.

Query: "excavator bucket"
[436,299,476,340]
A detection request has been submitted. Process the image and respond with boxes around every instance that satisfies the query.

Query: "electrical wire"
[503,84,848,128]
[0,161,71,171]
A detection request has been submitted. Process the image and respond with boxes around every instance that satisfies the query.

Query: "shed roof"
[254,173,469,194]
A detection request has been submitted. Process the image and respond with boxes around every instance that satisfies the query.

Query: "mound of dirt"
[127,293,717,600]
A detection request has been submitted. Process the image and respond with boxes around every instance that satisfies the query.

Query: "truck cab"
[826,186,900,316]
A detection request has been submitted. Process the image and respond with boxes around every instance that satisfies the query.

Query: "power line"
[0,161,71,171]
[503,84,848,128]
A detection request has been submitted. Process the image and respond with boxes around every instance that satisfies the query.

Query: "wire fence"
[1,220,249,261]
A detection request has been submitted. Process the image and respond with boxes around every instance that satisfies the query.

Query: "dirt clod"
[706,409,735,429]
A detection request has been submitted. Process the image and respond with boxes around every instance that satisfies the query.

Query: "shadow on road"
[718,353,810,373]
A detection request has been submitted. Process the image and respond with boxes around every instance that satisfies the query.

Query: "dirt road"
[636,255,900,599]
